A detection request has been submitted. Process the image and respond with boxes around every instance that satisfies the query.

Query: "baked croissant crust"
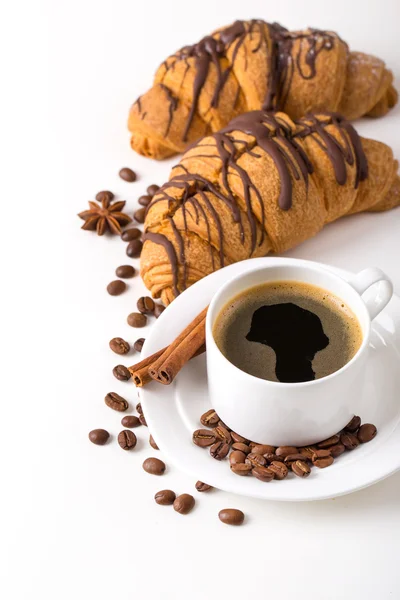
[140,111,400,305]
[128,20,397,159]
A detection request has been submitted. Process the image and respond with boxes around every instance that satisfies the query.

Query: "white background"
[2,0,400,598]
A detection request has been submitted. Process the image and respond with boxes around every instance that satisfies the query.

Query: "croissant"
[128,20,397,160]
[140,111,400,305]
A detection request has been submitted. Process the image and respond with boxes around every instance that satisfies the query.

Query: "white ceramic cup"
[206,260,393,446]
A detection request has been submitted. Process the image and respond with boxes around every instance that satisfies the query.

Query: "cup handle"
[348,268,393,321]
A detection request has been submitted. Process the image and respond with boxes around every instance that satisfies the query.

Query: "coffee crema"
[213,281,362,383]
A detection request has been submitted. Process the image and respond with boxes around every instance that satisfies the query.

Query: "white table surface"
[3,0,400,598]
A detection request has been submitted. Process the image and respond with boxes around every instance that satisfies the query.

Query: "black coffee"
[213,281,362,383]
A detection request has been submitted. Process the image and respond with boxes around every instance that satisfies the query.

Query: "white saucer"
[140,258,400,501]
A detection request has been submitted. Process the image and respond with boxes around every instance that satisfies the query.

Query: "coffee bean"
[229,450,246,466]
[149,435,159,450]
[299,446,317,460]
[269,461,289,480]
[329,443,346,458]
[95,190,114,204]
[155,490,176,505]
[291,460,311,478]
[173,494,195,515]
[104,392,129,412]
[230,463,252,476]
[119,167,136,182]
[357,423,377,443]
[139,414,147,427]
[210,441,230,460]
[88,429,109,445]
[121,415,141,428]
[252,444,275,456]
[340,432,360,450]
[248,442,257,449]
[217,420,231,431]
[344,415,361,433]
[214,425,232,445]
[275,446,298,458]
[136,402,143,414]
[115,265,136,279]
[127,312,147,328]
[109,337,130,355]
[121,227,141,242]
[312,449,334,468]
[284,453,307,465]
[218,508,244,526]
[118,429,137,450]
[134,208,146,223]
[193,429,216,447]
[252,465,274,482]
[154,304,165,318]
[147,184,160,197]
[134,338,145,352]
[107,280,126,296]
[317,435,341,449]
[112,364,131,381]
[231,442,251,454]
[245,453,266,468]
[126,239,143,258]
[137,296,155,314]
[200,409,220,428]
[195,481,212,492]
[138,195,152,207]
[231,431,248,444]
[142,457,165,475]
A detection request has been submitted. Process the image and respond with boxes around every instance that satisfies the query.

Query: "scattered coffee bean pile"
[193,410,377,482]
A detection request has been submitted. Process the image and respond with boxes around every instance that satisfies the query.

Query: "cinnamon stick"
[128,346,167,387]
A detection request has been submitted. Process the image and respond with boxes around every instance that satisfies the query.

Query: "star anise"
[78,195,132,235]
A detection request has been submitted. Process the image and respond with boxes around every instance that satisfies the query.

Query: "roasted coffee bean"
[291,460,311,478]
[173,494,195,515]
[317,435,341,449]
[340,432,360,450]
[231,442,251,454]
[299,446,317,460]
[329,443,346,458]
[95,190,114,204]
[269,461,289,480]
[134,208,146,223]
[126,239,143,258]
[139,414,147,427]
[284,453,308,465]
[230,463,252,476]
[210,441,230,461]
[121,415,141,428]
[147,184,160,197]
[136,402,143,414]
[248,442,257,449]
[137,296,155,314]
[121,227,141,242]
[115,265,136,279]
[127,312,147,328]
[252,465,274,482]
[275,446,298,458]
[104,392,129,412]
[344,415,361,432]
[154,304,165,318]
[88,429,109,445]
[200,409,219,428]
[155,490,176,505]
[195,481,212,492]
[214,425,232,445]
[118,429,137,450]
[149,435,159,450]
[218,508,244,526]
[229,450,246,466]
[263,453,285,464]
[245,453,266,468]
[252,444,276,455]
[112,364,131,381]
[192,429,216,447]
[217,420,231,431]
[109,337,130,355]
[312,449,334,468]
[134,338,145,352]
[357,423,377,443]
[142,457,165,475]
[107,280,126,296]
[138,195,152,207]
[119,167,136,182]
[231,431,248,444]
